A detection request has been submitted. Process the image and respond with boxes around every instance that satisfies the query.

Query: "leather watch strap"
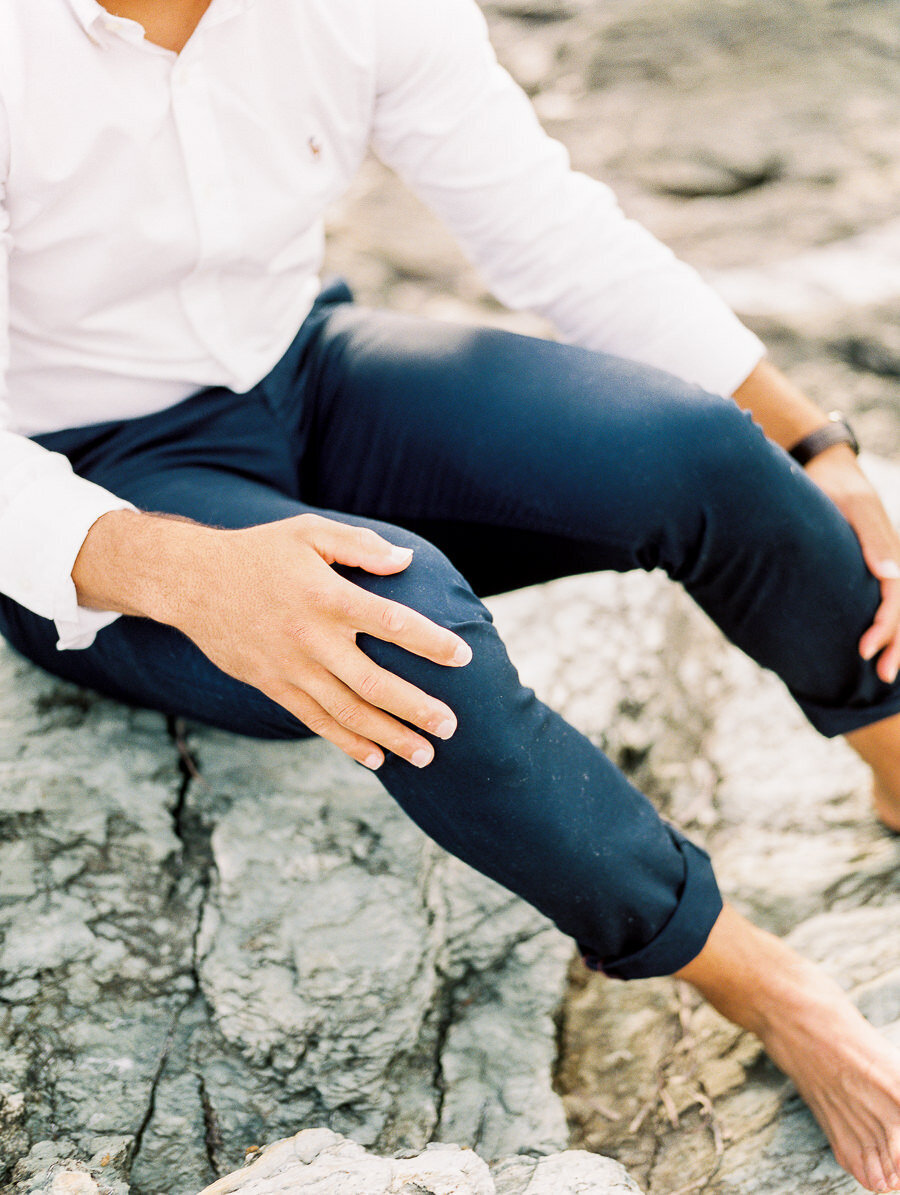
[788,412,860,467]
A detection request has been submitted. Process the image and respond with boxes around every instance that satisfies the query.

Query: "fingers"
[324,646,458,753]
[293,514,472,667]
[306,582,470,761]
[836,494,900,683]
[873,560,900,582]
[338,653,458,742]
[802,455,900,685]
[272,686,385,771]
[277,663,443,768]
[860,581,900,684]
[299,513,415,575]
[302,662,442,767]
[352,588,473,668]
[237,515,476,763]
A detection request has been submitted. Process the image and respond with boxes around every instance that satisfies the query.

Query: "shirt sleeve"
[0,116,135,652]
[370,0,765,396]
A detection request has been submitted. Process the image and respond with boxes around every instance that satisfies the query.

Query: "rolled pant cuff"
[581,838,724,981]
[796,686,900,739]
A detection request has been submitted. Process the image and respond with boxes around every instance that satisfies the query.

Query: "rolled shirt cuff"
[0,455,136,651]
[581,835,724,981]
[50,492,137,650]
[54,590,129,652]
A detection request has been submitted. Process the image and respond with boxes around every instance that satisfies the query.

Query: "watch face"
[829,413,860,455]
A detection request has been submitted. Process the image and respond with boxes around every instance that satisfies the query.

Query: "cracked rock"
[0,639,575,1191]
[185,730,572,1172]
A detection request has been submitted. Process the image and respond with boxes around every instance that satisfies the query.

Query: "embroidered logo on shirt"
[308,135,323,161]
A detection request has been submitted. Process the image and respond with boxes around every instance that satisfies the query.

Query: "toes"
[863,1153,893,1194]
[837,1143,892,1193]
[882,1126,900,1191]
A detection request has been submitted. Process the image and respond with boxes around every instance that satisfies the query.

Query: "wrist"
[803,440,860,469]
[788,412,860,467]
[72,508,223,627]
[803,442,870,496]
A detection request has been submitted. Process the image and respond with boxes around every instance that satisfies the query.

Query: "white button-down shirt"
[0,0,764,649]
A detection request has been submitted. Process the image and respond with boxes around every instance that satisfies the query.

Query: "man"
[3,0,900,1188]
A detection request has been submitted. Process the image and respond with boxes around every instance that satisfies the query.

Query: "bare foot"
[677,905,900,1192]
[759,984,900,1192]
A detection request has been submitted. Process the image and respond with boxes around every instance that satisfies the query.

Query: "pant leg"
[288,301,900,736]
[0,438,721,981]
[8,296,889,982]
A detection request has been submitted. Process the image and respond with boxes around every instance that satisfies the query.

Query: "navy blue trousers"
[4,282,900,980]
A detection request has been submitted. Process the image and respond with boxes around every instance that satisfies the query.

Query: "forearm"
[731,358,832,449]
[71,507,221,627]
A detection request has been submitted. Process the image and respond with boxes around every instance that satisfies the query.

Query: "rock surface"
[0,638,572,1193]
[4,0,900,1192]
[7,1128,643,1195]
[195,1129,643,1195]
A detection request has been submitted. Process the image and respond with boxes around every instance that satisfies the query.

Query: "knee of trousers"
[338,529,559,782]
[640,394,801,579]
[341,530,501,710]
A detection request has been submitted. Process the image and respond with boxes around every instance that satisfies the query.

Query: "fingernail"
[411,747,433,768]
[362,752,382,771]
[452,642,473,666]
[889,668,899,685]
[879,560,900,579]
[434,717,456,740]
[861,644,877,661]
[389,546,413,564]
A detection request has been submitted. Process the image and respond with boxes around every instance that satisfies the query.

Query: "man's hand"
[72,510,472,769]
[733,359,900,684]
[805,445,900,684]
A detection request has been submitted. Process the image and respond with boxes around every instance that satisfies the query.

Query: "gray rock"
[183,731,572,1171]
[0,643,574,1191]
[0,648,204,1188]
[707,219,900,320]
[492,1150,645,1194]
[192,1128,642,1194]
[1,1086,30,1181]
[8,1137,131,1195]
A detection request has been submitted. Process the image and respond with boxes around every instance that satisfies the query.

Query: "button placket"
[170,52,242,368]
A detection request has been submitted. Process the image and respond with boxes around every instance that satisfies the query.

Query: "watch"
[788,411,860,467]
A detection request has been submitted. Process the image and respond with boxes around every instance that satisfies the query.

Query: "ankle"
[847,717,900,798]
[674,904,839,1042]
[873,776,900,832]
